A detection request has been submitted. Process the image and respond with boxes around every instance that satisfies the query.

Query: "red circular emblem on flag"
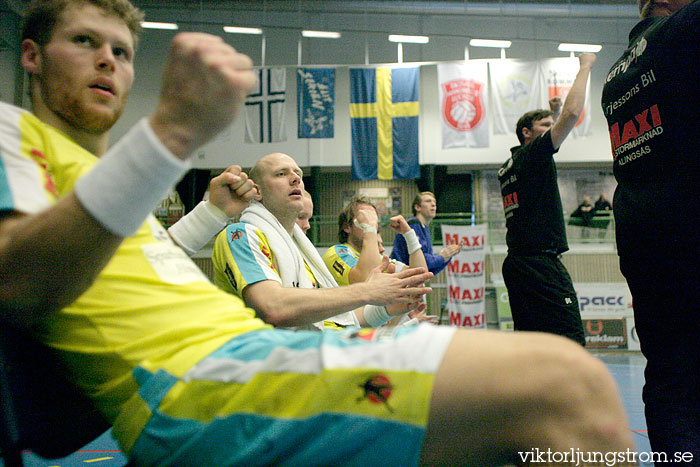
[442,79,484,131]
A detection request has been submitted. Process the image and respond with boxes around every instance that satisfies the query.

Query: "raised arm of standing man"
[550,52,596,149]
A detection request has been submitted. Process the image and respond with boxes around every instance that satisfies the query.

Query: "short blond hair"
[23,0,144,49]
[412,191,435,216]
[338,195,376,244]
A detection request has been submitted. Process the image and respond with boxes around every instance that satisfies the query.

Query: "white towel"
[240,200,359,329]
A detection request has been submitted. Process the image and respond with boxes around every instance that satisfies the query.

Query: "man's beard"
[54,94,124,134]
[37,75,126,134]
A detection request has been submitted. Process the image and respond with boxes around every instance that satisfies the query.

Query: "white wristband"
[402,229,421,255]
[363,305,390,327]
[168,200,230,256]
[399,318,419,327]
[354,218,377,234]
[74,118,191,237]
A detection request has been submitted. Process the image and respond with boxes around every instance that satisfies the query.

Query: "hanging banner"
[442,224,488,328]
[539,57,592,138]
[244,67,287,143]
[350,67,420,180]
[489,59,543,135]
[437,61,489,149]
[297,68,335,138]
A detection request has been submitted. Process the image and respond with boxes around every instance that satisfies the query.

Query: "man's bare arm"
[243,264,432,327]
[389,215,428,271]
[148,34,256,160]
[0,200,121,325]
[550,53,596,150]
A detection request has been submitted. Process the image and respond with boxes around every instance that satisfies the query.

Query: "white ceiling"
[1,1,640,61]
[131,1,639,23]
[1,1,639,21]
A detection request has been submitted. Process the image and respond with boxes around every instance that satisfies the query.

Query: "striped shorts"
[118,323,456,467]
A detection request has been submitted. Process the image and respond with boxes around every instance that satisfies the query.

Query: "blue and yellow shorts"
[115,323,455,466]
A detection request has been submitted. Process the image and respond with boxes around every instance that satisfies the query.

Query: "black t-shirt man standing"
[601,0,700,460]
[498,53,596,346]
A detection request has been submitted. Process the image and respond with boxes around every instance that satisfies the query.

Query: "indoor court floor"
[3,352,652,467]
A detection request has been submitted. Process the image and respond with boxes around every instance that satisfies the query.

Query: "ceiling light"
[469,39,511,48]
[388,34,429,44]
[558,43,602,53]
[223,26,263,35]
[141,21,178,30]
[302,30,341,39]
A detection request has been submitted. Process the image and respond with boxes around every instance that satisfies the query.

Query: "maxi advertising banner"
[442,224,487,328]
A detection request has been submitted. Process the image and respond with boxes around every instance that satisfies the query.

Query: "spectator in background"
[571,195,595,238]
[593,192,613,238]
[390,191,461,275]
[572,196,595,226]
[594,193,612,213]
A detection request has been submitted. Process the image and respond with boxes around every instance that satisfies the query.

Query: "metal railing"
[306,211,615,248]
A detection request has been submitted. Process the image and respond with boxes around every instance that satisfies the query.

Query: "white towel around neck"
[240,200,359,329]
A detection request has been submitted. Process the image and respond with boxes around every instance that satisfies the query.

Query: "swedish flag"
[350,67,420,180]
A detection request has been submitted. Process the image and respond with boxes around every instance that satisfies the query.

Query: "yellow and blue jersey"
[323,243,406,286]
[0,101,267,421]
[322,243,360,286]
[1,101,455,466]
[212,222,319,297]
